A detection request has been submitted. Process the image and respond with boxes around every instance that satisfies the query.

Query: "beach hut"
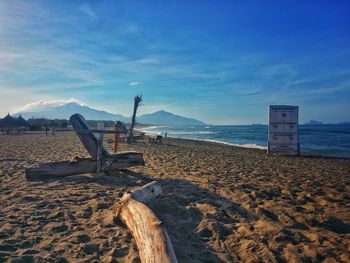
[0,113,16,133]
[15,114,29,128]
[0,113,15,126]
[0,114,29,133]
[15,114,29,133]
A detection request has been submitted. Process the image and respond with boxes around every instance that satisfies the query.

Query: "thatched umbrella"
[0,113,16,134]
[16,114,29,127]
[0,113,15,128]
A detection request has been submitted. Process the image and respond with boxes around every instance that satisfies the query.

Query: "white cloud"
[0,51,26,62]
[259,64,298,80]
[0,51,27,72]
[80,3,97,19]
[0,48,104,87]
[16,98,86,113]
[129,81,143,86]
[122,23,139,34]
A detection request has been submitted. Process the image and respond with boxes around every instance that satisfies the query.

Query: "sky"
[0,0,349,124]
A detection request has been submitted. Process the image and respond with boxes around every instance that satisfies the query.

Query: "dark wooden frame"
[25,113,145,180]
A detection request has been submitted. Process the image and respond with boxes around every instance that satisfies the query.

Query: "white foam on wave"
[209,140,267,150]
[142,125,168,130]
[138,128,267,150]
[165,135,267,150]
[139,129,218,135]
[169,131,218,135]
[196,138,267,150]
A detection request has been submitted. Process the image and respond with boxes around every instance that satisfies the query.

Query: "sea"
[140,124,350,158]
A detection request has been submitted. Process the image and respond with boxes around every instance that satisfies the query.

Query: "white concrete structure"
[268,105,300,155]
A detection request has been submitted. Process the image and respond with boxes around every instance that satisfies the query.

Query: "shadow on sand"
[29,168,256,262]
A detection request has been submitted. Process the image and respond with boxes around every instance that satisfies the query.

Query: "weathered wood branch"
[128,95,142,144]
[25,152,145,180]
[113,181,177,263]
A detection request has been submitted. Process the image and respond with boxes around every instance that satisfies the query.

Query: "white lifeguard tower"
[268,105,300,155]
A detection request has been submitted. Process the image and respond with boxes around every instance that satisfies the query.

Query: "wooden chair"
[25,113,145,180]
[148,135,162,144]
[156,135,163,144]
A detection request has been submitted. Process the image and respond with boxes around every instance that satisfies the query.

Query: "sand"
[0,132,349,262]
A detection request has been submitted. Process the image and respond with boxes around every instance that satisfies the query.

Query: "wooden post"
[113,122,119,153]
[127,95,142,144]
[96,122,104,176]
[113,181,177,263]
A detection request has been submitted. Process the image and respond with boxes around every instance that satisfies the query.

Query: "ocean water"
[140,124,350,158]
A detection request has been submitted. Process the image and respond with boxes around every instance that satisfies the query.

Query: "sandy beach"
[0,131,349,262]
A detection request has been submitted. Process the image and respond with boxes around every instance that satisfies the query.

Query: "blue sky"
[0,0,349,124]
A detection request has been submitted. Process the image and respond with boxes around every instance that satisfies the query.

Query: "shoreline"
[138,124,350,159]
[140,130,350,159]
[169,136,350,160]
[2,128,349,160]
[169,136,268,150]
[138,128,268,150]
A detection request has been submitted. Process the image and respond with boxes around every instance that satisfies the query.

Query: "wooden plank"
[70,113,109,158]
[113,123,120,153]
[96,122,104,176]
[129,181,162,202]
[25,158,97,179]
[25,152,145,180]
[114,182,177,263]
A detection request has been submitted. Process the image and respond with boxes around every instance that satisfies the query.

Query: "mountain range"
[139,110,205,126]
[14,102,206,126]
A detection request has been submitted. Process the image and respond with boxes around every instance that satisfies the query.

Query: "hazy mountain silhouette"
[16,102,129,122]
[15,102,206,125]
[138,110,206,126]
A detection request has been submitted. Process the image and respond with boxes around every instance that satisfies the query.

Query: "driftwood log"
[113,181,177,263]
[25,152,144,180]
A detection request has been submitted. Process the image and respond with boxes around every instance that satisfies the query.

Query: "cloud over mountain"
[14,99,206,126]
[18,98,87,112]
[15,100,128,122]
